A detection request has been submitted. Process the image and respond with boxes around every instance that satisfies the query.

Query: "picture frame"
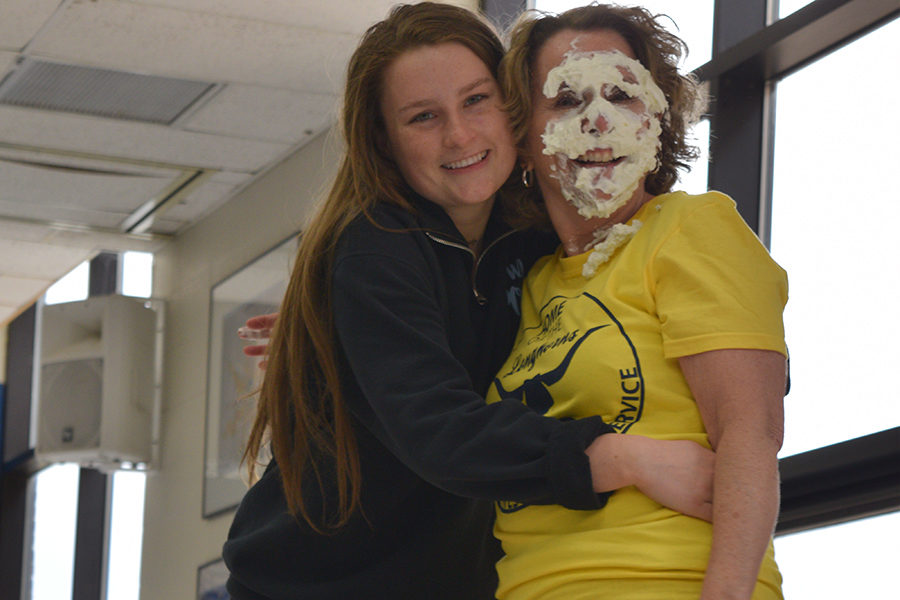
[196,557,230,600]
[202,234,298,517]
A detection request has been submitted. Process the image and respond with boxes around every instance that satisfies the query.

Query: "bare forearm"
[701,430,780,600]
[678,349,786,599]
[586,434,714,521]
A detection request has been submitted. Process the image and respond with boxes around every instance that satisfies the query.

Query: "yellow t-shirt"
[486,191,788,600]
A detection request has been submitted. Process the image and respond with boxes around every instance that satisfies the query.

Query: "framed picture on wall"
[202,234,298,517]
[197,557,230,600]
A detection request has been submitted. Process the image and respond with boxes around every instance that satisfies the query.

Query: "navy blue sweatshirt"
[223,196,614,599]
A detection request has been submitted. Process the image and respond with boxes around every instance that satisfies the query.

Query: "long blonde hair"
[242,2,508,533]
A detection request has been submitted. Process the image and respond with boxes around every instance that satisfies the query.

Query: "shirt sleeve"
[332,243,614,510]
[651,193,788,359]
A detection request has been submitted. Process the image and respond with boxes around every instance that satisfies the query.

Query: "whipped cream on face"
[541,49,667,220]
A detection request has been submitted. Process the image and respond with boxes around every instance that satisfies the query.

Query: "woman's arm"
[679,348,787,600]
[238,313,278,368]
[239,293,716,514]
[331,227,714,510]
[586,434,714,521]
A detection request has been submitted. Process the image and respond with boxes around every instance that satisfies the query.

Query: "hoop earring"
[521,168,534,188]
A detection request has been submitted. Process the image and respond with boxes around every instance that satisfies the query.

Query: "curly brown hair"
[500,3,703,216]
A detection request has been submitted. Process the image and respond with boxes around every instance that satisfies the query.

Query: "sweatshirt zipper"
[426,229,518,305]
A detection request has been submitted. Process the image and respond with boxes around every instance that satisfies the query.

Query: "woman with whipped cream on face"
[224,4,718,599]
[489,5,788,599]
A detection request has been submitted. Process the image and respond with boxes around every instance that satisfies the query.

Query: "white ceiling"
[0,0,458,326]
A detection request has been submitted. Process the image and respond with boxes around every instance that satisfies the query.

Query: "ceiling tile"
[27,0,358,93]
[0,57,215,124]
[139,180,241,236]
[0,50,18,74]
[145,218,186,236]
[129,0,405,35]
[0,156,182,213]
[0,218,166,261]
[34,223,165,254]
[0,275,50,306]
[0,145,182,176]
[0,199,131,230]
[157,180,238,224]
[207,170,253,186]
[0,105,292,171]
[0,218,52,244]
[184,84,336,143]
[0,0,60,51]
[0,238,95,280]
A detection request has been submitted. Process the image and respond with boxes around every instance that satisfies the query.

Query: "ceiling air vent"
[0,58,215,125]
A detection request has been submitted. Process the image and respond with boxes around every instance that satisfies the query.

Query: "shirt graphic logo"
[493,324,609,414]
[493,292,645,514]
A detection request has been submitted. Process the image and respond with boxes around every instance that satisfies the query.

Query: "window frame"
[692,0,900,533]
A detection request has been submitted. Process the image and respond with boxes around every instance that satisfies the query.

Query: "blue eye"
[465,93,488,106]
[410,111,436,123]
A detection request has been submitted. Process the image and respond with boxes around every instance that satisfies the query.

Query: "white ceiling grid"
[0,0,404,326]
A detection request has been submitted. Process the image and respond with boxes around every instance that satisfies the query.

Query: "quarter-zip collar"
[410,194,520,304]
[410,193,513,248]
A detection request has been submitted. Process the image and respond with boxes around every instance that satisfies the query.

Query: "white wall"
[140,129,341,599]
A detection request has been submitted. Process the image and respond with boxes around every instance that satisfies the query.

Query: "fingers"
[237,313,276,371]
[246,313,278,329]
[242,344,269,357]
[238,326,272,341]
[239,313,277,355]
[241,345,268,371]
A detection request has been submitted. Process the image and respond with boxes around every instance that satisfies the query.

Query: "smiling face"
[526,29,667,226]
[380,42,517,228]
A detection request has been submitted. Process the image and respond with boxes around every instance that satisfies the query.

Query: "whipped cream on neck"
[581,220,643,277]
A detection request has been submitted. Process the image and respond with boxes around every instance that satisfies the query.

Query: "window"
[106,470,147,600]
[774,509,900,595]
[121,251,153,299]
[43,262,88,306]
[27,463,79,600]
[27,252,151,599]
[769,16,900,457]
[777,0,816,20]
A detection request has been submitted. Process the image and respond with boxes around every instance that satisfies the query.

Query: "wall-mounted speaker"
[35,295,156,469]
